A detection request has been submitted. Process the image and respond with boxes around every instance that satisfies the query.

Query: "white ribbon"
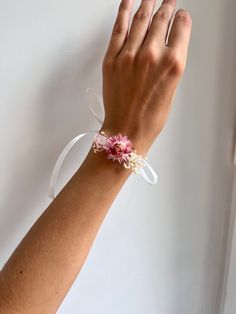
[48,88,158,199]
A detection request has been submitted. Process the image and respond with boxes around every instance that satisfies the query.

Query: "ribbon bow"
[48,88,158,199]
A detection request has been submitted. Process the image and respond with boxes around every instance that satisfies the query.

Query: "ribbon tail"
[48,131,98,199]
[85,87,104,125]
[139,160,158,185]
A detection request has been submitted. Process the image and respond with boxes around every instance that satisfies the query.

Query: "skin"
[0,0,192,313]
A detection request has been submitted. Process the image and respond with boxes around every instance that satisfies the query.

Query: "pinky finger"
[167,9,192,56]
[105,0,134,59]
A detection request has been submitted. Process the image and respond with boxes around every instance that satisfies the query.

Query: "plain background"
[1,0,236,313]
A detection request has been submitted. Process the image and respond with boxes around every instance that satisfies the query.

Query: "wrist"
[99,124,152,157]
[81,146,132,182]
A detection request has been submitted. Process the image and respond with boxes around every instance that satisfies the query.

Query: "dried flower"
[104,133,133,164]
[123,151,144,172]
[92,132,144,171]
[92,133,107,152]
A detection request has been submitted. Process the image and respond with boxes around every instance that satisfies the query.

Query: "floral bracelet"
[92,131,145,173]
[48,88,157,200]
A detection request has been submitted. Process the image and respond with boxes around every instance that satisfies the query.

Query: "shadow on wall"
[0,31,108,263]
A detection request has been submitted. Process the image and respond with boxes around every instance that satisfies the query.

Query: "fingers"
[167,9,192,56]
[143,0,176,48]
[105,0,192,65]
[121,0,156,55]
[105,0,135,58]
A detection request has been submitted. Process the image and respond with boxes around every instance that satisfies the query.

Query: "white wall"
[1,1,236,314]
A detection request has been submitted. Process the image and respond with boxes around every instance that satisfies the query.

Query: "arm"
[0,0,192,313]
[0,149,132,313]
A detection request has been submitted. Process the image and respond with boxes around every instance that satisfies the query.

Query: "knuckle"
[112,21,126,35]
[153,7,170,21]
[119,50,135,65]
[134,8,150,21]
[119,0,129,12]
[175,9,192,25]
[139,47,157,65]
[164,50,185,75]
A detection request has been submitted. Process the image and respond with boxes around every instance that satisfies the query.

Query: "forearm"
[0,147,131,313]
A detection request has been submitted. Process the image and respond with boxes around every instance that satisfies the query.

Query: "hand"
[101,0,192,155]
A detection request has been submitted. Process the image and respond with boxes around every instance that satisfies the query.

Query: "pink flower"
[104,133,133,164]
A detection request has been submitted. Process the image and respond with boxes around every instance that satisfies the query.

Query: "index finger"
[105,0,135,59]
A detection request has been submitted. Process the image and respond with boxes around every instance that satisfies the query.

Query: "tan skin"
[0,0,192,313]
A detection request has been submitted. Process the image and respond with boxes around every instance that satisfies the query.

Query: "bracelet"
[92,131,145,173]
[48,88,158,199]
